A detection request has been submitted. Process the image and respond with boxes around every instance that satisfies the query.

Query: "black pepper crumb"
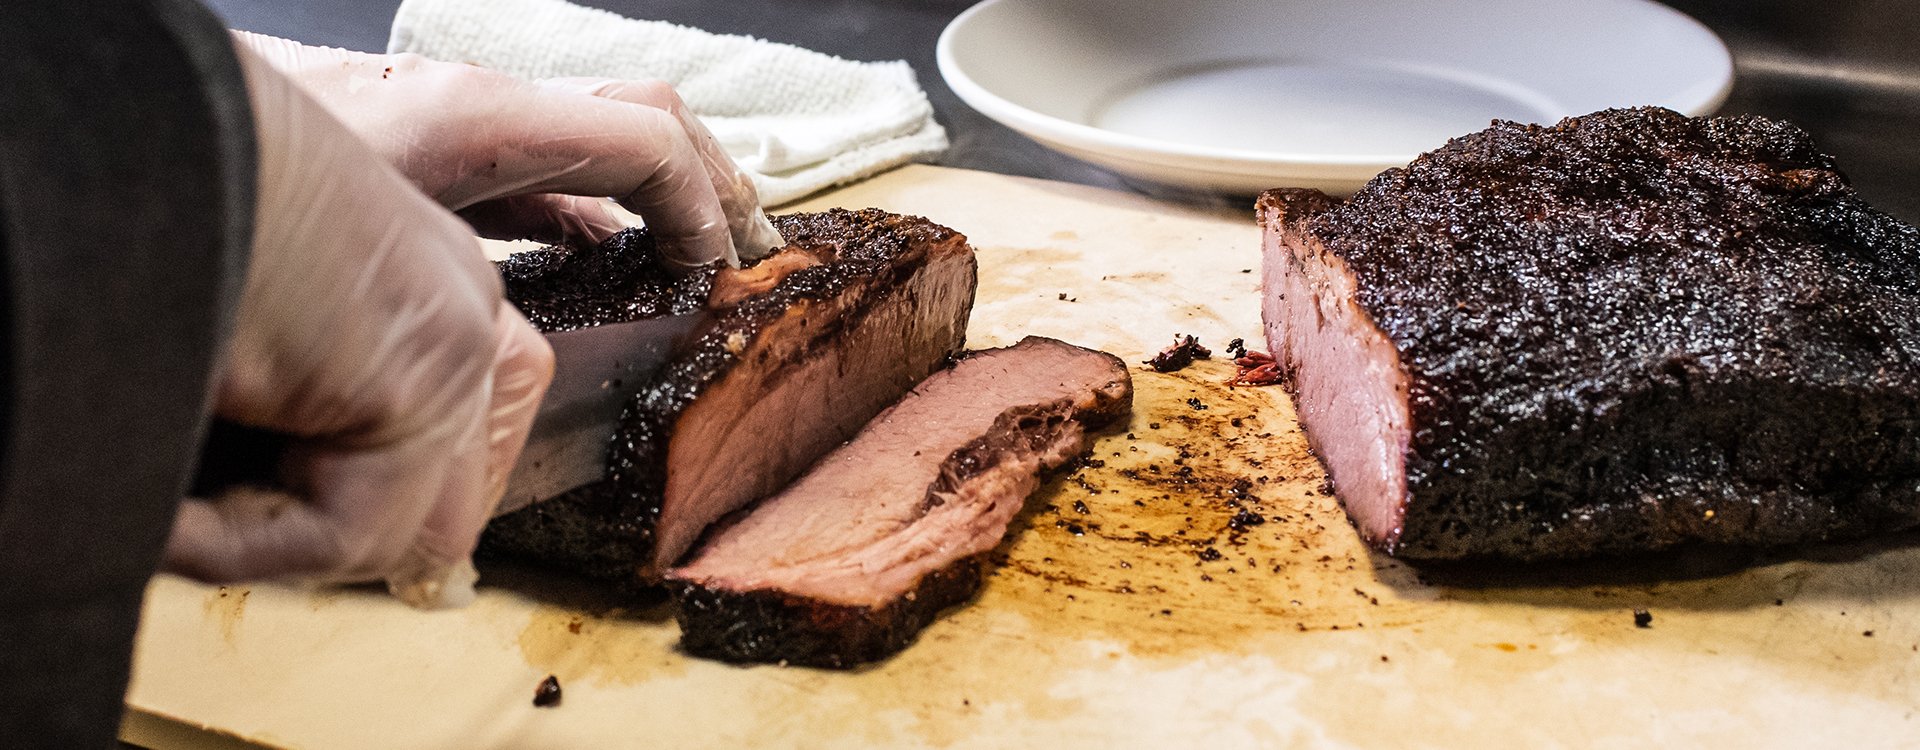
[1072,499,1090,514]
[1226,338,1248,358]
[1774,599,1785,606]
[1197,547,1223,562]
[533,675,563,707]
[1863,630,1875,637]
[1187,397,1208,411]
[1228,508,1267,531]
[1633,609,1653,628]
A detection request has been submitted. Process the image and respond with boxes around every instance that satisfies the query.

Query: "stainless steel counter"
[205,0,1920,221]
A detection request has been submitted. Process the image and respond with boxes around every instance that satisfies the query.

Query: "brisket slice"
[666,337,1133,668]
[483,209,978,581]
[1262,106,1920,561]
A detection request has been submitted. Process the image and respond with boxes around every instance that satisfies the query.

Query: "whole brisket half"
[1262,107,1920,561]
[667,336,1133,667]
[484,209,978,581]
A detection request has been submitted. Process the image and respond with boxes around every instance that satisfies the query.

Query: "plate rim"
[937,0,1735,178]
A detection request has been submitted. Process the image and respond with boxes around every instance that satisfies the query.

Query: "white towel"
[388,0,949,206]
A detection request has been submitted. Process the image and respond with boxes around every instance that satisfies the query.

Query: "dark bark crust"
[1272,107,1920,560]
[480,209,975,584]
[670,556,988,669]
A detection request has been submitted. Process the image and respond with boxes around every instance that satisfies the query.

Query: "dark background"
[206,0,1920,220]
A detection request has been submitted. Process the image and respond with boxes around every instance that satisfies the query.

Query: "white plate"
[937,0,1734,195]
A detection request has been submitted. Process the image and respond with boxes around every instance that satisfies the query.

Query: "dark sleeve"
[0,0,254,746]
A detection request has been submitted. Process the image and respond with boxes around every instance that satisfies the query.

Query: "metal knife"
[493,312,706,517]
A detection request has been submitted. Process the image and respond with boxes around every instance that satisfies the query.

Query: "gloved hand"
[161,41,554,608]
[233,30,784,270]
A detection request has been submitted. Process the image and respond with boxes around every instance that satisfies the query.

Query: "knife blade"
[494,312,705,517]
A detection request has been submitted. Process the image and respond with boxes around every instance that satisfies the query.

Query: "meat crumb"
[1632,609,1653,628]
[533,675,563,707]
[1145,334,1212,372]
[1229,350,1283,386]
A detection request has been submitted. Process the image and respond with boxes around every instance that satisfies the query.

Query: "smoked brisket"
[1262,107,1920,560]
[483,209,978,581]
[667,337,1133,667]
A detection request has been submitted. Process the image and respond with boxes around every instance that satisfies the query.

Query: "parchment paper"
[125,165,1920,749]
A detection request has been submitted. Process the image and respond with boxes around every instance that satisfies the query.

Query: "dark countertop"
[204,0,1920,222]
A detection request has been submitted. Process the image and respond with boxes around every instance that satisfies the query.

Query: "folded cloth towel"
[389,0,948,206]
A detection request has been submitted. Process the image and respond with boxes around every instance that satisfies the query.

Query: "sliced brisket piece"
[666,337,1132,667]
[1262,107,1920,561]
[483,209,979,581]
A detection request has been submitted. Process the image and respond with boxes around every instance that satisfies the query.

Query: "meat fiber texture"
[483,209,979,583]
[1261,106,1920,561]
[667,337,1133,668]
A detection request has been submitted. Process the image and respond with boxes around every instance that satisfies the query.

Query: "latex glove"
[162,41,555,608]
[233,30,784,270]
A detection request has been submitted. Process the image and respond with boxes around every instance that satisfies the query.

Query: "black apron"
[0,1,253,745]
